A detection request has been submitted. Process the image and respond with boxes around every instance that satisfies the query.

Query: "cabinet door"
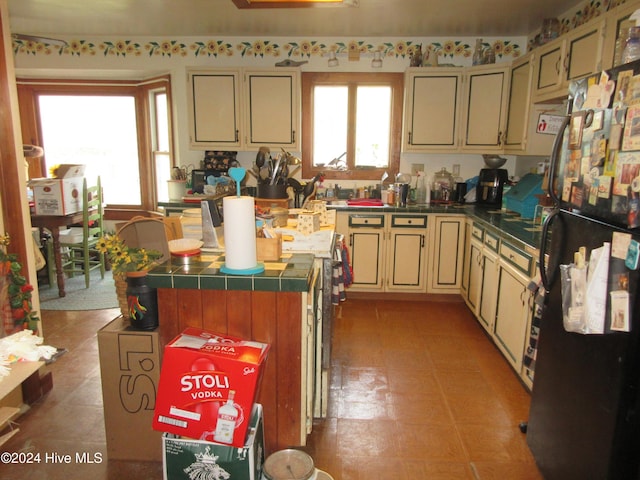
[534,39,566,98]
[349,229,385,290]
[504,54,533,151]
[386,215,428,292]
[403,68,462,151]
[460,219,472,299]
[565,20,605,84]
[187,69,241,148]
[603,0,640,69]
[427,215,465,293]
[466,239,483,314]
[462,65,509,150]
[478,249,499,333]
[494,263,531,371]
[244,69,300,149]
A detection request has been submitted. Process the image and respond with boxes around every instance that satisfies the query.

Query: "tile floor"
[0,298,543,480]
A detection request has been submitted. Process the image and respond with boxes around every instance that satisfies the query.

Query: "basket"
[114,273,129,319]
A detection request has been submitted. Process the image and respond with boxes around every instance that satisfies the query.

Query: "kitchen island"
[147,250,327,454]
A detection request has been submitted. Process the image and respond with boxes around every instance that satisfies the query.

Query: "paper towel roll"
[223,196,258,270]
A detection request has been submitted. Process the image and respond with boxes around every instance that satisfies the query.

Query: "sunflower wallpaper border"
[13,37,523,61]
[11,0,623,61]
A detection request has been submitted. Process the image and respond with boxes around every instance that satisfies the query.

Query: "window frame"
[16,76,173,219]
[301,72,403,181]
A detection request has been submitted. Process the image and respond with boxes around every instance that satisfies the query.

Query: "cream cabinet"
[243,70,300,149]
[460,218,472,300]
[462,221,483,313]
[427,215,465,294]
[602,0,640,69]
[187,68,300,150]
[533,19,606,103]
[336,212,430,293]
[402,68,463,152]
[461,64,510,152]
[387,214,428,292]
[187,69,242,148]
[477,230,500,334]
[493,241,534,372]
[504,54,532,152]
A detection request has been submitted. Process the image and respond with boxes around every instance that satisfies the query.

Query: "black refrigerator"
[527,60,640,479]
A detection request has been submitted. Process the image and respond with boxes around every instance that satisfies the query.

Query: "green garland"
[0,234,39,333]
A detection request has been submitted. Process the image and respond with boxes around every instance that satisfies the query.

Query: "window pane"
[38,95,141,205]
[312,86,348,169]
[155,152,171,203]
[154,92,169,152]
[355,86,391,168]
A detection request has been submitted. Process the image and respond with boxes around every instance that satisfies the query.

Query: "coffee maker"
[476,155,508,206]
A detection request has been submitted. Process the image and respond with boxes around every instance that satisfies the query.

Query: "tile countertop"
[146,252,316,292]
[329,203,545,253]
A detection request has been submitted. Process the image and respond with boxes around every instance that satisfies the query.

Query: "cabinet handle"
[292,130,296,144]
[349,233,353,246]
[235,129,239,143]
[563,54,569,74]
[408,131,413,144]
[421,234,425,248]
[555,58,561,75]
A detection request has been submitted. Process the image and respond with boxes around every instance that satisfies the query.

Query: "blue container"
[504,174,544,218]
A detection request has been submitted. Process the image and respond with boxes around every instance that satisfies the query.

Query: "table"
[31,212,83,297]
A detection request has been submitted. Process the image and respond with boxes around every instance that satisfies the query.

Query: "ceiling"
[7,0,580,39]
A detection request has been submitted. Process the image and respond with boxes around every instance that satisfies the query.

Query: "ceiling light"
[371,51,383,68]
[328,51,339,67]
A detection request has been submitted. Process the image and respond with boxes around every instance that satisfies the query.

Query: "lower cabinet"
[336,212,429,293]
[427,215,465,294]
[461,219,537,387]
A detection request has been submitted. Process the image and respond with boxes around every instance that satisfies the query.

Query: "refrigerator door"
[528,210,640,479]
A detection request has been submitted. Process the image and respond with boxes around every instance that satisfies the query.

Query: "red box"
[152,328,270,448]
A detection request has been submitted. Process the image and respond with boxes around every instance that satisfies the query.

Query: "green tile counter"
[147,252,317,455]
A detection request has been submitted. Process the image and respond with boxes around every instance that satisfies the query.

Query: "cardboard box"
[256,234,282,262]
[162,404,264,480]
[51,164,86,178]
[31,177,84,216]
[153,328,270,448]
[97,316,163,461]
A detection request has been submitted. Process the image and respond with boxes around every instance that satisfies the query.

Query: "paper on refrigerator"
[585,242,610,334]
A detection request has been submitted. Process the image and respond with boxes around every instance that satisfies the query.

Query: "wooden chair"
[59,177,106,287]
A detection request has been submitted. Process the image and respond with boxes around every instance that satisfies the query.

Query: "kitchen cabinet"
[387,214,428,291]
[462,221,483,313]
[504,53,532,152]
[402,68,463,152]
[187,69,241,148]
[602,0,640,69]
[493,240,534,372]
[460,217,472,300]
[427,214,465,294]
[336,212,429,293]
[187,68,300,150]
[532,19,606,103]
[243,69,300,149]
[461,64,510,151]
[478,230,499,333]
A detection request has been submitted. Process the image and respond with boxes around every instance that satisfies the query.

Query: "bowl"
[168,238,203,254]
[482,154,507,169]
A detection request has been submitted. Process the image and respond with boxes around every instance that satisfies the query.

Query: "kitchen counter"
[329,202,543,253]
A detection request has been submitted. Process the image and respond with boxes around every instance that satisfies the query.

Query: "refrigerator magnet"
[624,239,640,270]
[609,290,630,332]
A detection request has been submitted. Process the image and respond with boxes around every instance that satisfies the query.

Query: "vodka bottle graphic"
[214,390,238,444]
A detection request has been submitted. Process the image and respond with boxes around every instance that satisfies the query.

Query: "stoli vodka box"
[153,328,270,448]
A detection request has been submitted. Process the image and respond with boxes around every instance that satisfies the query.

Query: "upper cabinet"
[602,0,640,69]
[243,70,300,149]
[532,19,606,103]
[402,68,463,152]
[461,64,510,152]
[188,69,242,148]
[187,68,301,151]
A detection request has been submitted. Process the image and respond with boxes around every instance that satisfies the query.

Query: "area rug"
[38,269,118,311]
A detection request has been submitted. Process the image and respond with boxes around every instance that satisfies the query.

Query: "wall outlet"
[452,164,460,177]
[411,163,424,175]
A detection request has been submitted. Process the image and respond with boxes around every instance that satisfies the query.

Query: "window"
[301,72,403,181]
[17,76,173,216]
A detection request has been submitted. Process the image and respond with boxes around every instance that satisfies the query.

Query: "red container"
[153,328,270,448]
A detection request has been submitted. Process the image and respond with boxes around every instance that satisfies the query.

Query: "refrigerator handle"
[547,115,571,206]
[539,207,560,293]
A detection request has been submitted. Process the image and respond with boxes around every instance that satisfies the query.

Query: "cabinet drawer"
[500,242,532,275]
[484,231,500,252]
[391,215,427,228]
[471,223,484,241]
[348,214,385,228]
